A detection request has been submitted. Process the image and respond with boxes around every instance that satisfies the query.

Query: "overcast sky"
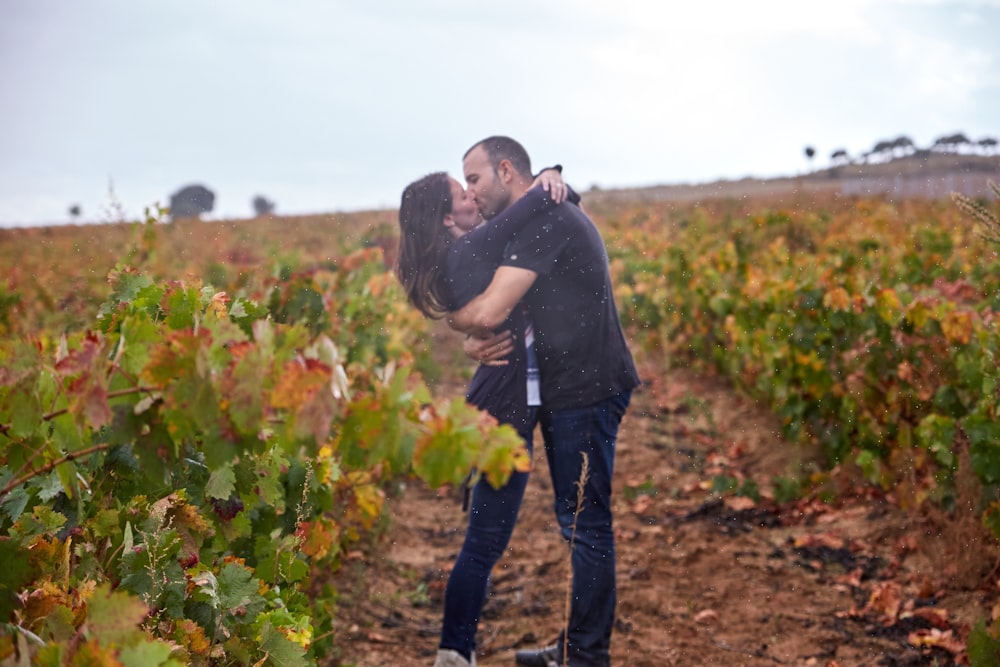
[1,0,997,227]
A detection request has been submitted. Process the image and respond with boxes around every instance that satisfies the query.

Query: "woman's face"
[447,177,483,235]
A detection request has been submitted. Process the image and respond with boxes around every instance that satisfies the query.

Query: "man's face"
[447,177,482,234]
[463,145,510,219]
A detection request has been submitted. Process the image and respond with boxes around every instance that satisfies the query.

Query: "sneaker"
[434,648,475,667]
[514,643,562,667]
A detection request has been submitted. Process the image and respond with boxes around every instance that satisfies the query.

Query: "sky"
[1,0,998,228]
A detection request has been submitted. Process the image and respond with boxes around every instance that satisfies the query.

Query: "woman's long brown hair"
[395,172,454,318]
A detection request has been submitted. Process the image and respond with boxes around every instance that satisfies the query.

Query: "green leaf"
[54,460,78,500]
[411,399,484,488]
[0,538,37,621]
[259,622,309,667]
[118,640,177,667]
[11,505,67,539]
[229,298,271,336]
[34,643,64,667]
[94,509,122,539]
[40,604,76,642]
[30,470,64,502]
[217,561,266,621]
[123,521,134,553]
[86,583,149,646]
[202,429,238,470]
[285,557,309,584]
[7,384,44,439]
[204,311,249,354]
[711,475,739,494]
[132,282,167,315]
[162,284,199,330]
[477,424,530,490]
[932,385,967,419]
[206,464,236,501]
[218,508,253,542]
[855,449,881,484]
[106,266,154,304]
[118,313,162,377]
[966,619,1000,667]
[916,414,957,469]
[967,411,1000,485]
[225,344,268,436]
[0,466,30,523]
[49,414,85,460]
[189,569,220,607]
[254,451,286,508]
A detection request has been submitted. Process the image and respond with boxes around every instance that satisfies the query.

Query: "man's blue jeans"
[540,391,631,667]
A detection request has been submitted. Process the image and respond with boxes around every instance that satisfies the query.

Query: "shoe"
[434,648,476,667]
[514,643,561,667]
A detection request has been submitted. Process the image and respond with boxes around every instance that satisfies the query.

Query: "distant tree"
[890,135,916,158]
[169,184,215,220]
[978,137,998,156]
[252,195,276,217]
[68,204,82,220]
[931,133,972,153]
[830,148,850,166]
[870,139,896,162]
[804,146,816,171]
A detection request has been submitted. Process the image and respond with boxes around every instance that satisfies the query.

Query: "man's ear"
[497,159,515,184]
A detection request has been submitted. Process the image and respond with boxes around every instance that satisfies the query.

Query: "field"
[2,164,1000,666]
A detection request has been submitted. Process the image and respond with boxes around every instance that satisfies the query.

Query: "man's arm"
[446,265,538,336]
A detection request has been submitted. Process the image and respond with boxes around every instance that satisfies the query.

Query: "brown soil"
[325,322,998,666]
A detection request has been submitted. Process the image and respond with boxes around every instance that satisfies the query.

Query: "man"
[448,136,639,667]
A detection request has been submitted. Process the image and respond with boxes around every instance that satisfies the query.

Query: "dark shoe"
[514,644,561,667]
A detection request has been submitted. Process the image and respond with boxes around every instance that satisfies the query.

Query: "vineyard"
[1,187,1000,666]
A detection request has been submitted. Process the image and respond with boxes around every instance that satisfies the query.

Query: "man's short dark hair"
[465,136,532,179]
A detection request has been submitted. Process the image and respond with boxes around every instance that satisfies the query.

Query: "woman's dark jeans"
[440,409,536,661]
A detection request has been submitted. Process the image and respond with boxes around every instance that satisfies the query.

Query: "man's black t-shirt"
[443,186,560,437]
[500,202,639,411]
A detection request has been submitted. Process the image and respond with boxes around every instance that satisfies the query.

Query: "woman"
[396,168,577,667]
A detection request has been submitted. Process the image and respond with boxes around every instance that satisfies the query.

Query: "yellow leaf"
[874,288,902,324]
[906,298,933,329]
[823,286,851,311]
[354,484,384,521]
[941,310,973,345]
[742,266,766,300]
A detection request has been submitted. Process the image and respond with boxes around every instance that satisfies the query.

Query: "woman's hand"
[464,330,515,366]
[532,168,568,204]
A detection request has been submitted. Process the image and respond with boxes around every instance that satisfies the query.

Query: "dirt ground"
[324,322,999,667]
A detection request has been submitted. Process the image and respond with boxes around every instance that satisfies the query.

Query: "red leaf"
[69,376,112,430]
[143,329,208,385]
[54,331,103,377]
[271,357,331,411]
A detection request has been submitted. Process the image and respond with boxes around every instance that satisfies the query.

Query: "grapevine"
[0,218,527,665]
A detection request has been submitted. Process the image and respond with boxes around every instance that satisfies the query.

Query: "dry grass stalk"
[922,445,1000,591]
[563,452,590,666]
[951,180,1000,246]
